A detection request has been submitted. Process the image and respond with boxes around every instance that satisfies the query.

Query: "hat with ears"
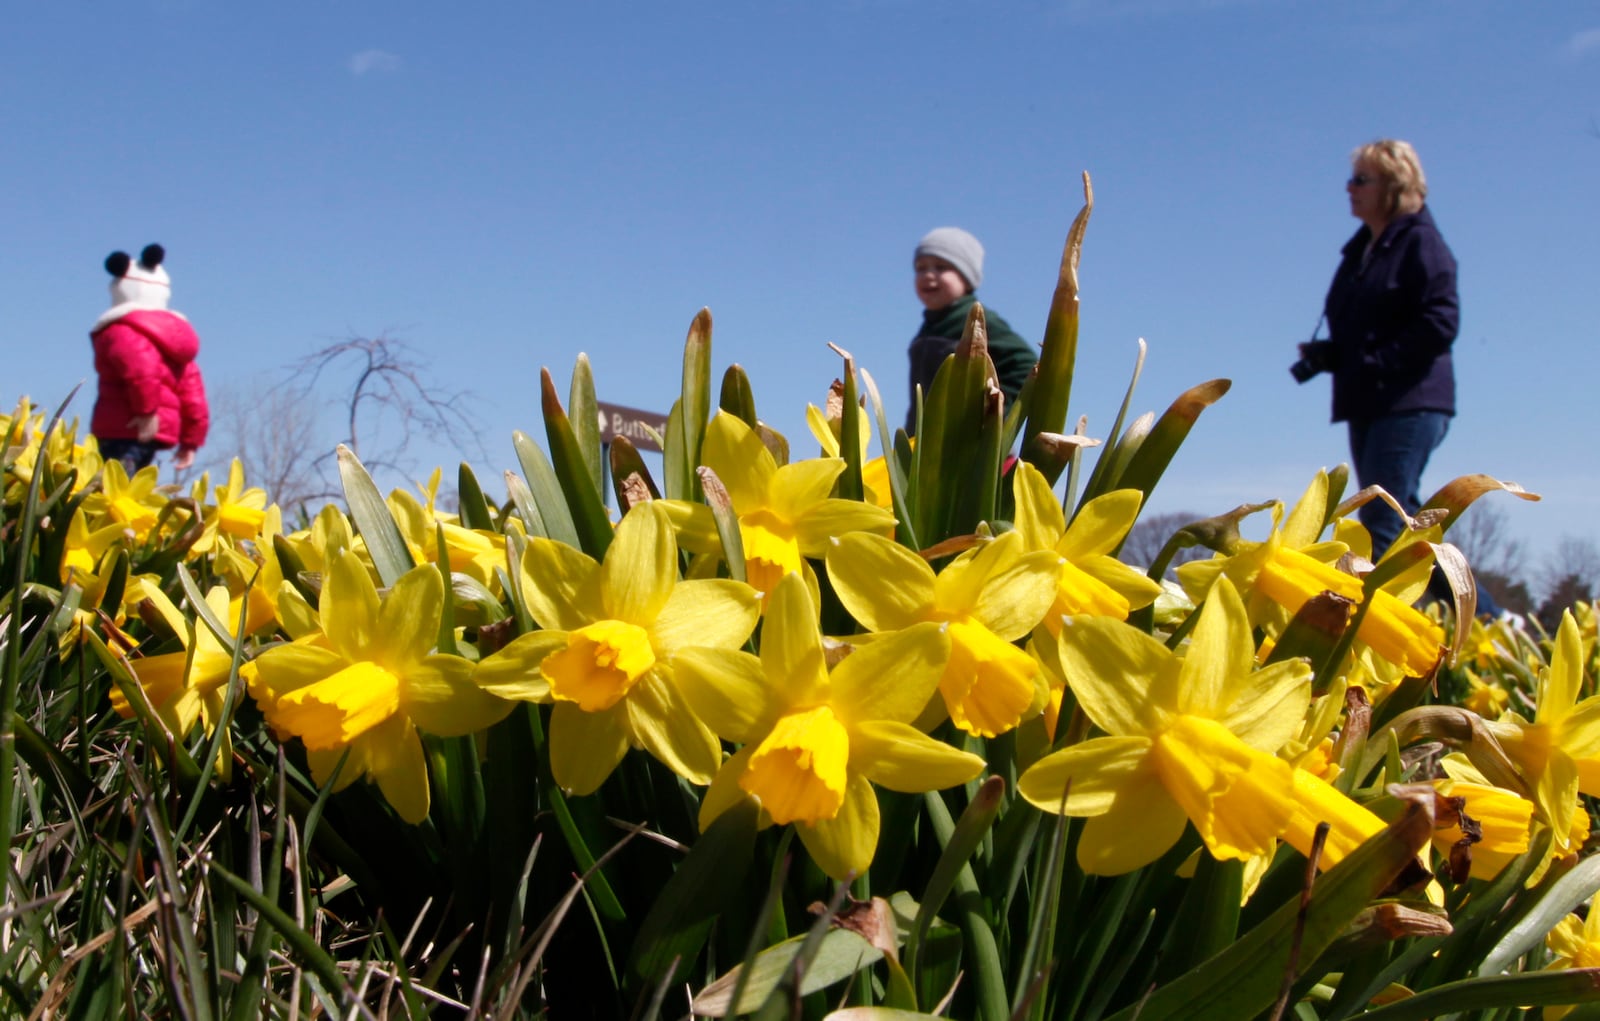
[105,244,171,311]
[914,227,984,290]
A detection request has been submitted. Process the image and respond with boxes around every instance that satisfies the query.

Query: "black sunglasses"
[1347,174,1375,187]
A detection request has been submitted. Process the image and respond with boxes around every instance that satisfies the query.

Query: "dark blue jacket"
[1323,205,1458,422]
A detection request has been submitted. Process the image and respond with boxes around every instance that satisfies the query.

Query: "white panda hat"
[106,244,170,310]
[95,244,184,331]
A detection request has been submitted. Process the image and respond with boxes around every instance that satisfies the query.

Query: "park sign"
[595,400,669,453]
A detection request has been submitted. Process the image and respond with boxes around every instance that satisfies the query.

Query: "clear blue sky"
[7,2,1596,569]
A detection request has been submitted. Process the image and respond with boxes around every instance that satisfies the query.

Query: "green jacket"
[905,294,1037,434]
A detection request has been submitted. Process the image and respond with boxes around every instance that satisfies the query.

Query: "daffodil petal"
[1541,751,1581,851]
[1221,658,1313,753]
[1018,735,1154,815]
[933,532,1024,617]
[1011,461,1067,553]
[760,573,830,702]
[1075,773,1190,876]
[549,700,631,796]
[1054,617,1167,737]
[790,499,898,555]
[1177,577,1255,719]
[322,550,381,664]
[1060,490,1144,559]
[369,715,431,824]
[656,500,722,556]
[829,622,950,727]
[473,631,565,701]
[971,551,1062,640]
[521,538,605,631]
[602,503,677,626]
[624,669,720,786]
[699,745,758,832]
[851,719,985,792]
[1152,716,1295,862]
[651,579,761,656]
[674,647,771,744]
[796,772,879,881]
[406,653,513,736]
[702,411,777,511]
[1543,612,1585,725]
[824,533,936,632]
[377,565,444,668]
[768,458,847,521]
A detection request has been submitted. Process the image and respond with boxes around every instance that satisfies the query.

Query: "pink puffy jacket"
[90,309,210,450]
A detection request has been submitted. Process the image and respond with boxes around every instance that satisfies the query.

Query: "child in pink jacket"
[90,245,209,473]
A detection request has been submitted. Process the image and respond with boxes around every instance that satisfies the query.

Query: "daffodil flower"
[1019,577,1316,874]
[675,571,979,880]
[111,583,240,779]
[1545,888,1600,1018]
[84,459,170,542]
[805,400,894,510]
[190,458,271,556]
[1177,472,1444,678]
[388,469,505,589]
[1483,611,1600,853]
[474,501,761,795]
[661,411,896,594]
[1010,461,1162,633]
[249,550,510,823]
[826,529,1060,737]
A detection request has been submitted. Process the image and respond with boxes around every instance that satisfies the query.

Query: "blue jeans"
[1348,411,1450,556]
[1347,411,1498,615]
[97,438,160,475]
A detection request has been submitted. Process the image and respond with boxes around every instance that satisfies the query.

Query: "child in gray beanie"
[906,227,1036,435]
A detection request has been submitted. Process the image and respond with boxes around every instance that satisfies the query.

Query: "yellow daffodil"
[190,458,271,555]
[1019,577,1318,874]
[675,571,978,880]
[805,400,895,510]
[1177,472,1444,678]
[1010,461,1162,634]
[1545,888,1600,1018]
[474,501,761,795]
[83,459,170,543]
[388,483,504,589]
[1483,611,1600,853]
[111,583,241,779]
[826,529,1059,737]
[249,551,510,823]
[661,411,896,595]
[1463,669,1512,719]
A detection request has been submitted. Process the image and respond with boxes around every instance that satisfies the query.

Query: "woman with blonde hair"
[1298,139,1471,604]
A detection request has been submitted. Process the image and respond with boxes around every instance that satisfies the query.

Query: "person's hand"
[129,412,161,442]
[172,446,196,471]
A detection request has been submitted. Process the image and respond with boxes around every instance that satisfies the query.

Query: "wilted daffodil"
[249,551,510,824]
[1010,461,1162,634]
[1430,768,1534,882]
[1019,577,1315,874]
[661,411,896,594]
[1483,611,1600,853]
[826,529,1059,738]
[676,571,979,880]
[1177,472,1444,678]
[474,501,761,795]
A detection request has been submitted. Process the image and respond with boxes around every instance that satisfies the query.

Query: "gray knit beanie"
[914,227,984,290]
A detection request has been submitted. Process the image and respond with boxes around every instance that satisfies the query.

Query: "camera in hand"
[1290,340,1333,384]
